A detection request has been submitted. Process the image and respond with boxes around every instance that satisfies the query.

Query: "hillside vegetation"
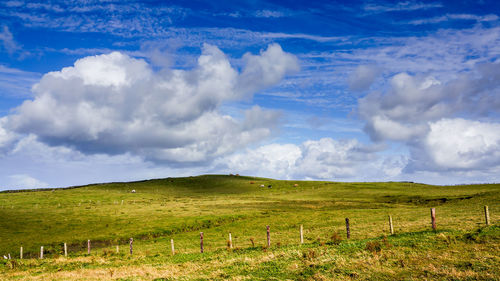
[0,175,499,280]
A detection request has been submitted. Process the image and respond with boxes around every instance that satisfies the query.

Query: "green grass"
[0,175,499,280]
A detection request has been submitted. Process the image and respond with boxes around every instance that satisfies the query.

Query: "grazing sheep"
[260,184,265,188]
[131,190,136,193]
[293,184,299,187]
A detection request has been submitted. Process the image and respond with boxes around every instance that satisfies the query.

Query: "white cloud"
[4,1,24,8]
[348,64,381,91]
[254,10,285,18]
[359,62,500,143]
[408,14,499,25]
[6,174,49,190]
[238,43,300,95]
[0,135,170,190]
[222,143,302,179]
[3,44,297,165]
[0,117,17,153]
[359,61,500,174]
[0,26,20,54]
[0,2,187,38]
[294,138,379,179]
[0,65,41,98]
[220,138,400,180]
[363,2,442,13]
[423,118,500,170]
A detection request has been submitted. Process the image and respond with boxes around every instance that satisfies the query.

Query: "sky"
[1,0,500,190]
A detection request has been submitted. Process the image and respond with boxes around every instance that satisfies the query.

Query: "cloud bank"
[220,138,403,181]
[359,62,500,174]
[2,44,299,165]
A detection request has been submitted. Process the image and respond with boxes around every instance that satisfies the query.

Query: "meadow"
[0,175,498,280]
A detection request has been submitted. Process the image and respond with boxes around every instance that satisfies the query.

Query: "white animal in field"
[131,190,136,193]
[260,184,265,187]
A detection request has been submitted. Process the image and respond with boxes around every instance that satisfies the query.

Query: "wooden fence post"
[171,239,175,255]
[200,232,204,253]
[64,243,67,257]
[40,246,43,259]
[345,218,350,239]
[300,225,304,244]
[389,215,394,235]
[116,245,119,254]
[88,240,91,254]
[229,232,233,249]
[484,206,490,226]
[266,225,271,247]
[431,208,436,231]
[129,238,133,255]
[20,246,23,259]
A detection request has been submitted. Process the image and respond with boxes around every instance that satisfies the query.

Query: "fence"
[3,205,494,259]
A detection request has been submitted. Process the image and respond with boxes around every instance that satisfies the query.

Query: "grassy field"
[0,175,499,280]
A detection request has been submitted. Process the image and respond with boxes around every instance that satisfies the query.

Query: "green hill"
[0,175,499,280]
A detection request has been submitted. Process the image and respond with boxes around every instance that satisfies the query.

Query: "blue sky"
[1,0,500,189]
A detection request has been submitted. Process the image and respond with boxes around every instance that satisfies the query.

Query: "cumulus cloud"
[221,138,400,180]
[359,62,500,143]
[0,117,17,154]
[359,61,500,173]
[415,118,500,171]
[3,44,298,165]
[238,43,300,95]
[348,64,381,92]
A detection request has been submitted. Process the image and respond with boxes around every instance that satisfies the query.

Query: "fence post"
[200,232,204,253]
[116,245,119,254]
[171,239,175,255]
[129,238,133,255]
[345,218,350,239]
[20,246,23,259]
[64,242,67,257]
[431,208,436,231]
[389,215,394,235]
[229,232,233,249]
[87,240,91,254]
[484,206,490,226]
[40,246,43,259]
[300,225,304,244]
[266,225,271,247]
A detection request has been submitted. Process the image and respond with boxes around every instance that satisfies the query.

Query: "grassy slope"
[0,175,499,280]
